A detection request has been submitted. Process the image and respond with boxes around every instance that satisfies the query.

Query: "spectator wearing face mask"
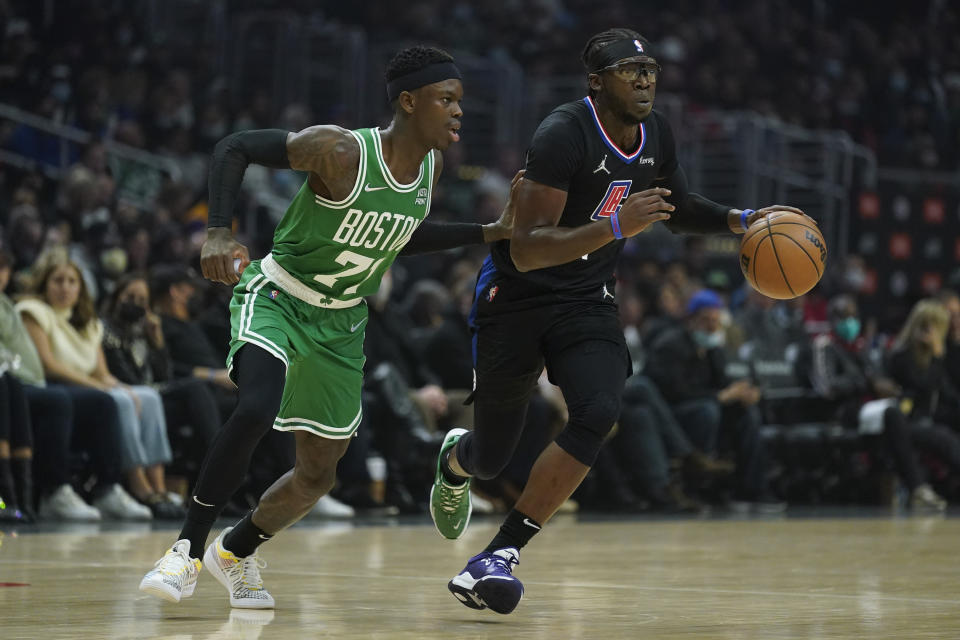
[101,272,222,500]
[796,295,946,510]
[645,289,782,511]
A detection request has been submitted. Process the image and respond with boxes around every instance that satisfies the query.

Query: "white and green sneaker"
[430,428,472,539]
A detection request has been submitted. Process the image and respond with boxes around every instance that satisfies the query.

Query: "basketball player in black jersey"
[429,28,805,614]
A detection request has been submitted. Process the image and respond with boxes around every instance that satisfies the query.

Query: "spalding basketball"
[739,212,827,299]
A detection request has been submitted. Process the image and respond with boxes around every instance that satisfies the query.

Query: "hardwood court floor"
[1,512,959,639]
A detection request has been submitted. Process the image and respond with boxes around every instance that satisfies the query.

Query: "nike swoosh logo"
[364,184,388,192]
[522,518,541,530]
[193,496,214,507]
[258,534,271,540]
[350,318,367,332]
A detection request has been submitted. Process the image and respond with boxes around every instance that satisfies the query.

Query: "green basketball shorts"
[227,260,367,439]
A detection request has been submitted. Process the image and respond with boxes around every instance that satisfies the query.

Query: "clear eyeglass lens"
[612,64,659,82]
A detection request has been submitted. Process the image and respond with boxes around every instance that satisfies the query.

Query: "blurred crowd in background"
[1,0,960,524]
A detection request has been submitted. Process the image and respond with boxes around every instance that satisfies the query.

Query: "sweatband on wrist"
[610,210,623,239]
[386,62,462,102]
[740,209,755,231]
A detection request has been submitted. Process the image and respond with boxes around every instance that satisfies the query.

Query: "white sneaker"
[204,527,275,609]
[139,539,202,603]
[910,484,947,511]
[38,484,102,521]
[93,484,153,520]
[309,494,355,519]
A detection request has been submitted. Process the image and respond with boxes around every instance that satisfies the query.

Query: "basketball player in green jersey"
[140,46,520,609]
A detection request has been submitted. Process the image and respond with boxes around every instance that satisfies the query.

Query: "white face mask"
[693,329,725,349]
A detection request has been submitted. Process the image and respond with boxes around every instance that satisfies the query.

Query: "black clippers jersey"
[490,97,678,299]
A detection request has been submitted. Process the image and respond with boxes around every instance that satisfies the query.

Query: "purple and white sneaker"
[447,547,523,614]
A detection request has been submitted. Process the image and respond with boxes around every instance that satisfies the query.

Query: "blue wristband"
[610,210,623,239]
[740,209,755,231]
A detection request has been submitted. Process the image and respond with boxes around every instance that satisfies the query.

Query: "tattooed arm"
[201,126,361,284]
[286,125,361,202]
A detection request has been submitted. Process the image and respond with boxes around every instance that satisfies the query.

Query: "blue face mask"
[835,317,861,342]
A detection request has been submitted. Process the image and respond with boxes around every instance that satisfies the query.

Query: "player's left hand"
[748,205,816,227]
[484,170,525,243]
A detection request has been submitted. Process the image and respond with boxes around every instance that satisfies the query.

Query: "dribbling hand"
[746,205,814,227]
[486,170,525,242]
[617,188,674,237]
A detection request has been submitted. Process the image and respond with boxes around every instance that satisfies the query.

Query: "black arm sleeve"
[653,113,732,235]
[208,129,291,228]
[523,110,584,191]
[398,220,484,255]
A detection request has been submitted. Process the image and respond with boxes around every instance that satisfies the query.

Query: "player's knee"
[570,391,621,434]
[294,463,337,498]
[230,395,281,434]
[293,434,349,497]
[456,429,513,480]
[470,454,511,481]
[555,391,621,467]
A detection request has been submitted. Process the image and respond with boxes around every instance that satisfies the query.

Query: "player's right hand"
[201,227,250,285]
[617,188,674,237]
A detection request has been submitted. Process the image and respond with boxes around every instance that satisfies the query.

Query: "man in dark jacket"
[645,289,779,510]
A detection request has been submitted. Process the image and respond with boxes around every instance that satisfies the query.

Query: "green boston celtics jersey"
[270,127,434,301]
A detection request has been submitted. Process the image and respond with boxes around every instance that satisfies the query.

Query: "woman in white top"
[18,252,179,519]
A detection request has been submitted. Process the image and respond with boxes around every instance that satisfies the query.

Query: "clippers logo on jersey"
[590,180,633,221]
[487,285,499,302]
[634,39,644,52]
[269,289,280,300]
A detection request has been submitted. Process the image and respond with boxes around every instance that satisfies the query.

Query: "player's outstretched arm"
[509,180,672,272]
[659,164,808,235]
[399,170,523,255]
[655,116,809,234]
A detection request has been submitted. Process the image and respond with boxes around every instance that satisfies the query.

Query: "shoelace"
[156,547,192,579]
[486,553,519,574]
[439,482,468,514]
[225,555,268,591]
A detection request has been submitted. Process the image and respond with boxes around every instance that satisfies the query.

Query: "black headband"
[587,37,655,73]
[386,62,462,102]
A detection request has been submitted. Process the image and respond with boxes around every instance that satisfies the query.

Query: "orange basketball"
[739,212,827,299]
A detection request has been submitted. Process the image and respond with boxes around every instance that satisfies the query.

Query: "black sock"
[484,509,542,553]
[0,458,17,510]
[179,496,222,559]
[222,510,272,558]
[11,458,33,516]
[441,448,468,485]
